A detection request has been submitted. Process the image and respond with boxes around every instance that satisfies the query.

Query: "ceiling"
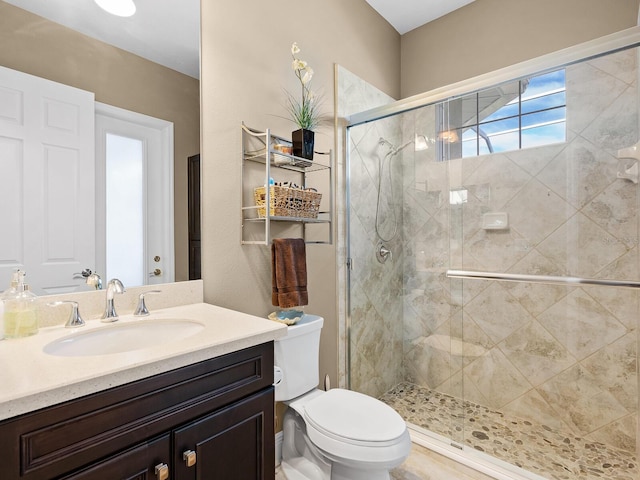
[4,0,200,78]
[5,0,474,79]
[365,0,476,34]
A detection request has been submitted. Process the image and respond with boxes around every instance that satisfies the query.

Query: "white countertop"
[0,303,287,421]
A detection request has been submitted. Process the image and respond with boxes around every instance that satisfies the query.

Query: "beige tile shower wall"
[404,48,638,453]
[401,104,458,392]
[339,65,407,397]
[336,66,400,389]
[347,118,406,398]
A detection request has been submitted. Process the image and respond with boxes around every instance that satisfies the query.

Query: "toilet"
[274,314,411,480]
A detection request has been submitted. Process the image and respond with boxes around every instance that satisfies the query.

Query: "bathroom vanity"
[0,302,286,480]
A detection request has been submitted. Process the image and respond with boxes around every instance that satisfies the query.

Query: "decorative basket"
[254,186,322,219]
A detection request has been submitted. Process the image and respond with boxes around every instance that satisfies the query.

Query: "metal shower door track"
[447,270,640,289]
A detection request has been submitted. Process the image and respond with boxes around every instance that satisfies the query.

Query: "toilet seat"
[303,389,407,447]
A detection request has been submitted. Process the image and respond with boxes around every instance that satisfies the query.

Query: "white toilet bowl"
[275,315,411,480]
[281,388,411,480]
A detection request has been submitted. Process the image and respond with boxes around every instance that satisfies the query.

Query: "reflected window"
[105,133,144,286]
[442,70,566,159]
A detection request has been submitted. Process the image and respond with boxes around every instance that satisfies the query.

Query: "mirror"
[0,0,200,292]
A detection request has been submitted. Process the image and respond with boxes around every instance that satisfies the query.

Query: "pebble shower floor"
[380,383,637,480]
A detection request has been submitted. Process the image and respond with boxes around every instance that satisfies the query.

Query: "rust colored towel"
[271,238,308,308]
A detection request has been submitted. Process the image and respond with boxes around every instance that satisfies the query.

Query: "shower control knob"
[376,243,392,263]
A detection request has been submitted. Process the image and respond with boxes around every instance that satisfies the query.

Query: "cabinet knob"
[183,449,197,467]
[155,463,169,480]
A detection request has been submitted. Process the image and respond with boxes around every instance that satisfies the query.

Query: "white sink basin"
[43,319,205,357]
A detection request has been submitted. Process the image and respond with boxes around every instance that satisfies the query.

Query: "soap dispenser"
[2,270,38,339]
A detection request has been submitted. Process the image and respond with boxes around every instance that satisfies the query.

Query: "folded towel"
[271,238,308,308]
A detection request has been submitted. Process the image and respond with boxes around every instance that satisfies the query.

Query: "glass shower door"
[446,45,639,479]
[346,105,466,449]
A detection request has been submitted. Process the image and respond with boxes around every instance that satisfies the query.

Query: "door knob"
[73,268,93,279]
[154,463,169,480]
[183,449,197,467]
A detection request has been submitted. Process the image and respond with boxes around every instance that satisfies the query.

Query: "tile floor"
[380,383,638,480]
[275,382,637,479]
[276,442,494,480]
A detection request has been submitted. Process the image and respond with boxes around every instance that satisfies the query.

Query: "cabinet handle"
[183,449,197,467]
[155,463,169,480]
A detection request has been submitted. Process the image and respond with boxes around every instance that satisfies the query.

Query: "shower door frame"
[344,25,640,480]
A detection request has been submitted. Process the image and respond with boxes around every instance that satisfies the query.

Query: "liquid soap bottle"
[2,270,38,339]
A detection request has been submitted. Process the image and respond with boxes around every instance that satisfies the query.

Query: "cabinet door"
[173,389,275,480]
[60,435,171,480]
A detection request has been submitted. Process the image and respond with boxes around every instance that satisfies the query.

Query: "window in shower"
[440,69,566,159]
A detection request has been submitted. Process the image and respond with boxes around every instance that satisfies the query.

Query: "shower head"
[378,135,430,155]
[378,137,395,149]
[378,137,413,156]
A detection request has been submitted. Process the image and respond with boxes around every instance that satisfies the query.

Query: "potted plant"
[285,42,321,161]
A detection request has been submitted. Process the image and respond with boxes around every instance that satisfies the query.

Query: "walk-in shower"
[342,30,639,480]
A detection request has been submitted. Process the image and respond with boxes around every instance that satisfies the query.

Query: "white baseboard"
[275,431,284,467]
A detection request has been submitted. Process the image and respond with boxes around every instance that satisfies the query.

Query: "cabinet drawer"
[59,434,171,480]
[0,342,273,480]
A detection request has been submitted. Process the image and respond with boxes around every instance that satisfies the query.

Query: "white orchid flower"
[301,67,314,85]
[284,42,322,130]
[292,59,307,71]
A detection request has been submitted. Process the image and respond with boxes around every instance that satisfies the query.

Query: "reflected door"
[95,105,174,287]
[0,66,95,294]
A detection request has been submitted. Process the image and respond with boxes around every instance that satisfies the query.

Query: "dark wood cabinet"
[0,343,275,480]
[174,389,274,479]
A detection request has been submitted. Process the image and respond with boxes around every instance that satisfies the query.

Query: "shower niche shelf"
[241,123,333,245]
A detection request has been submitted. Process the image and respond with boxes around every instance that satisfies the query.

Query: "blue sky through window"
[460,70,566,157]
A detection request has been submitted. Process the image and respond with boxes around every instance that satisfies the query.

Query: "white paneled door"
[0,66,95,295]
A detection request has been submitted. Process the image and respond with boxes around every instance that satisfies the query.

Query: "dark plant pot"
[292,128,314,160]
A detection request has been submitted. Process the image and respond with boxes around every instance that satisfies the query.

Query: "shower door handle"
[446,270,640,289]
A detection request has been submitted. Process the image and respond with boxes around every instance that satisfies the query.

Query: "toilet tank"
[274,315,323,402]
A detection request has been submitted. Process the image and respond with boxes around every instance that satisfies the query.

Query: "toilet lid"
[303,389,406,445]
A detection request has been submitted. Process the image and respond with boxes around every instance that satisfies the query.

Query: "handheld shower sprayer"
[378,137,395,150]
[378,137,414,156]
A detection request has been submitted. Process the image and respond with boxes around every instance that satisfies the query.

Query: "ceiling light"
[438,130,459,143]
[94,0,136,17]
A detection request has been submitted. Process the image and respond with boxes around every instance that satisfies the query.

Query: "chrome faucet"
[134,290,161,316]
[101,278,125,322]
[48,300,86,328]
